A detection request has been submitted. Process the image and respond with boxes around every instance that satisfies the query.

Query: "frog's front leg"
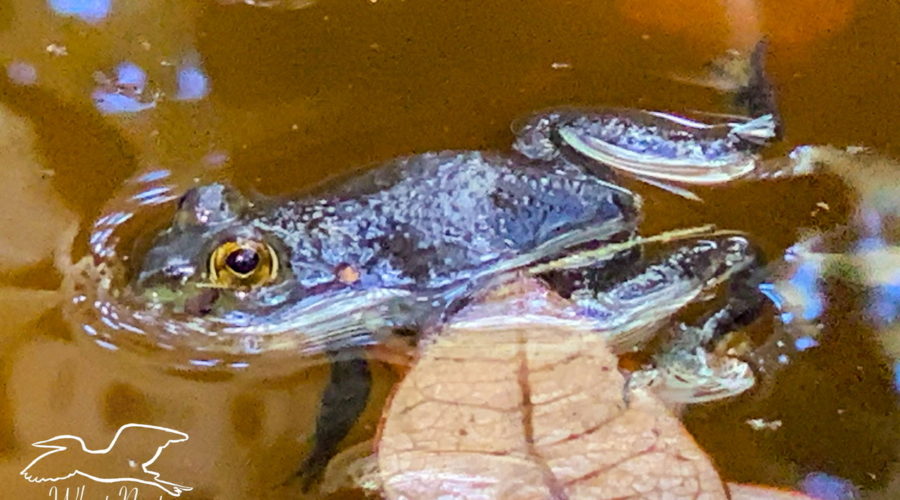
[563,235,765,402]
[631,248,768,404]
[297,349,371,491]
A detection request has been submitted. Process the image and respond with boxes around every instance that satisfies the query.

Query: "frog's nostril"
[184,288,219,316]
[136,261,195,288]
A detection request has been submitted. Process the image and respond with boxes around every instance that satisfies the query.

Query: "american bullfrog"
[73,43,782,491]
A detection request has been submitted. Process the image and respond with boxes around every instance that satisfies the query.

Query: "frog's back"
[257,150,636,294]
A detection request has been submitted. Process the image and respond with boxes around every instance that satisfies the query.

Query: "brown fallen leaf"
[372,278,821,499]
[377,278,729,499]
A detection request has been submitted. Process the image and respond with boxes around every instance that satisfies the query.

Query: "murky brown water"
[0,0,897,499]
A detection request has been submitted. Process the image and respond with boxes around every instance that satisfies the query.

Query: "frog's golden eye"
[208,239,278,288]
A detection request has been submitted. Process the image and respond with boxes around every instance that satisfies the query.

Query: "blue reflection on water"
[789,259,825,321]
[130,186,172,205]
[894,361,900,394]
[794,336,819,351]
[94,339,120,351]
[868,271,899,326]
[134,169,171,183]
[175,64,209,101]
[92,61,156,114]
[6,61,37,85]
[115,61,146,86]
[801,472,859,500]
[189,359,220,368]
[93,93,154,114]
[48,0,111,23]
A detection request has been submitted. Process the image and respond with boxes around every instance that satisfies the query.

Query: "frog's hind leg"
[297,350,372,491]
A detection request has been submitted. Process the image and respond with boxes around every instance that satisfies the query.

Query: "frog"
[128,114,776,489]
[85,41,783,491]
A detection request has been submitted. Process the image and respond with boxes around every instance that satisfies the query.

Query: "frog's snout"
[134,249,197,291]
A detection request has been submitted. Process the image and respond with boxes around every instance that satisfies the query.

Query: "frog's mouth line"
[65,256,383,368]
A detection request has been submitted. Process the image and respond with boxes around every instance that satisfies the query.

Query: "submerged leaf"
[0,287,60,350]
[0,105,76,273]
[378,279,728,499]
[373,279,821,499]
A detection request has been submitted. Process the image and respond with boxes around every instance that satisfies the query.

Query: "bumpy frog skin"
[134,152,640,352]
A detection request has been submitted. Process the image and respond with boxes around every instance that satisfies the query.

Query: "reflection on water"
[175,63,210,102]
[0,0,898,498]
[802,472,861,500]
[48,0,111,24]
[5,61,37,86]
[92,61,158,114]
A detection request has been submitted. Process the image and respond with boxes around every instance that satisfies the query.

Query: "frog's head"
[70,178,404,360]
[134,183,293,316]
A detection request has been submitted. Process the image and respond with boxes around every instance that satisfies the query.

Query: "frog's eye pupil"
[209,239,277,288]
[225,248,260,275]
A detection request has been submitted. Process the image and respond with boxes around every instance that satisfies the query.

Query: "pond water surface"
[0,0,897,499]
